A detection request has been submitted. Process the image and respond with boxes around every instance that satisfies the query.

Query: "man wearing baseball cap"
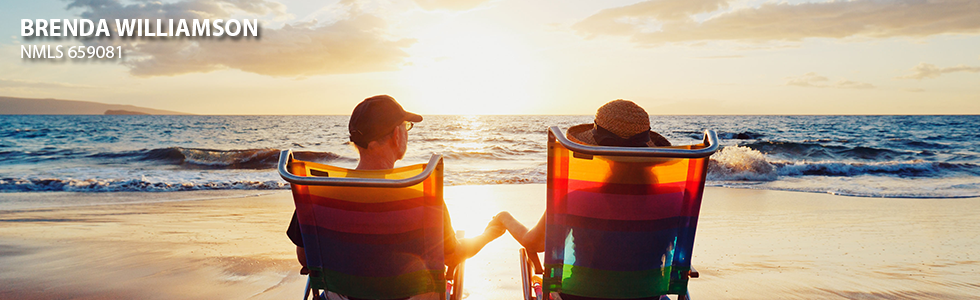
[286,95,504,280]
[346,94,423,169]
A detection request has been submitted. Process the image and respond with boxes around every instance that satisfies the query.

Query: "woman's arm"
[494,212,546,253]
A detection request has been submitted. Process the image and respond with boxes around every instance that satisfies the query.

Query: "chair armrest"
[688,266,699,279]
[527,250,544,275]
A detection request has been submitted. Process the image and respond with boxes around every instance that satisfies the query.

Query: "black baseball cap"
[349,95,422,148]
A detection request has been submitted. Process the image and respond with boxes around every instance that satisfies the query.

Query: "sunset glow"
[400,25,541,115]
[2,0,979,115]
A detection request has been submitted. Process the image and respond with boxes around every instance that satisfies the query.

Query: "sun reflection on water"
[445,116,493,158]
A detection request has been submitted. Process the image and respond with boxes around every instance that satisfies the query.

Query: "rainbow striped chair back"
[278,150,462,300]
[537,127,717,300]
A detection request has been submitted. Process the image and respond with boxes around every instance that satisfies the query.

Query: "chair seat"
[278,151,465,300]
[517,127,717,300]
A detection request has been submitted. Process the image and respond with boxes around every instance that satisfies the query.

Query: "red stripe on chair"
[301,195,436,212]
[681,158,707,217]
[296,203,442,234]
[562,190,685,220]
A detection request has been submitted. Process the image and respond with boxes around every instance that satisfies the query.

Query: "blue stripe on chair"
[302,231,445,277]
[552,214,697,232]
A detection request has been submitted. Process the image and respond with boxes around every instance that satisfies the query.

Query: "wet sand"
[1,185,978,299]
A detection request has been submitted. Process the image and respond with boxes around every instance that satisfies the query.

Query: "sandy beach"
[1,185,979,299]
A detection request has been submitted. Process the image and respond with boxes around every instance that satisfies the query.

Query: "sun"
[398,23,543,115]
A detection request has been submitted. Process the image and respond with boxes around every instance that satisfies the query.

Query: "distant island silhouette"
[0,96,189,115]
[104,110,149,115]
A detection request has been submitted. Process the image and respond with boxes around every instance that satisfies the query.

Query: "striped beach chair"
[278,150,464,300]
[519,127,718,300]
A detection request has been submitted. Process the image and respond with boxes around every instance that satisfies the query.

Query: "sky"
[1,0,979,115]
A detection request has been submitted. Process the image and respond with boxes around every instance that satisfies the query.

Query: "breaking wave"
[706,146,980,182]
[707,146,778,181]
[94,147,351,169]
[740,141,914,161]
[774,160,980,177]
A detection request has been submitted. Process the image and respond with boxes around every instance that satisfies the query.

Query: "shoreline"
[2,183,976,213]
[1,185,979,299]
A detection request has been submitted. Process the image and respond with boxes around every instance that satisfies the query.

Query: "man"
[286,95,504,271]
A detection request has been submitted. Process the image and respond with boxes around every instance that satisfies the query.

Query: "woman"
[491,99,671,252]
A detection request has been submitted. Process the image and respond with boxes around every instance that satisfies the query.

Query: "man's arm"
[296,246,307,267]
[446,222,505,266]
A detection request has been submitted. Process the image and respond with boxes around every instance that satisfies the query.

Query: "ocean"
[1,115,978,200]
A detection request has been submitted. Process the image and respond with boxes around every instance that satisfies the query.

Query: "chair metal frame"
[279,150,443,187]
[519,127,718,300]
[278,150,465,300]
[549,127,718,158]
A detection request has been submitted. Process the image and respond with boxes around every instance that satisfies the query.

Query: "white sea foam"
[716,176,980,198]
[707,146,778,181]
[773,159,974,177]
[0,168,288,192]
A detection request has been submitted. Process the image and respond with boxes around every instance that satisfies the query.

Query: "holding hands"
[490,211,545,252]
[484,217,507,240]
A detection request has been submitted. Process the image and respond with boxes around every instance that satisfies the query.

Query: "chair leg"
[451,258,466,300]
[304,277,311,300]
[450,230,466,300]
[302,278,328,300]
[520,248,533,300]
[519,248,545,300]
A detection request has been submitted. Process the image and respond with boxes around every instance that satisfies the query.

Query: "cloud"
[786,72,828,87]
[223,0,289,16]
[412,0,495,11]
[68,0,287,21]
[833,79,875,90]
[897,63,980,80]
[0,79,97,90]
[68,0,415,77]
[574,0,980,45]
[785,72,874,89]
[697,55,744,59]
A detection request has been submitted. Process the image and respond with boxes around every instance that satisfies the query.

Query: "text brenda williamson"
[20,18,259,60]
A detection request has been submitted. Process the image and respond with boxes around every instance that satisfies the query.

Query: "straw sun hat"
[567,100,671,147]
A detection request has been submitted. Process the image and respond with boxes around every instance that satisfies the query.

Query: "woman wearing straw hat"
[565,99,671,148]
[491,99,670,252]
